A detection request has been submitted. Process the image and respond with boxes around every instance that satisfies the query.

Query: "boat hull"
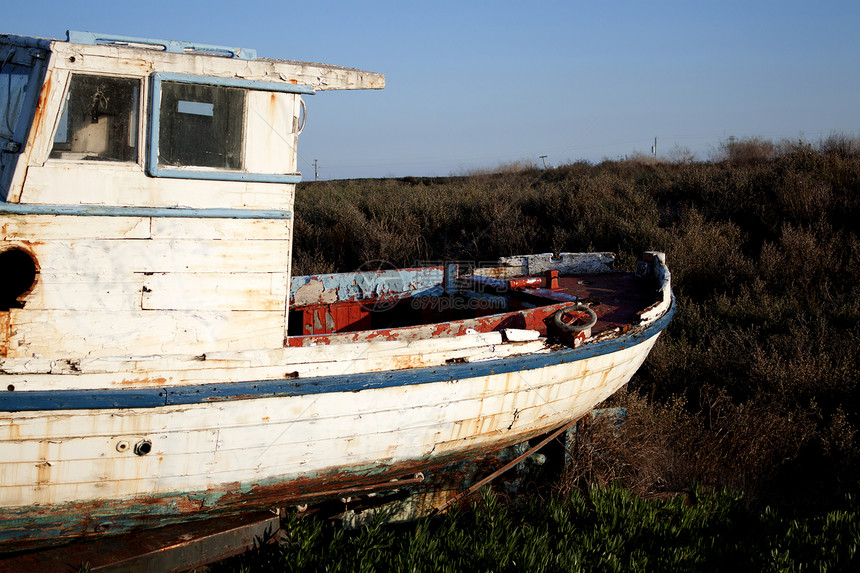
[0,302,671,549]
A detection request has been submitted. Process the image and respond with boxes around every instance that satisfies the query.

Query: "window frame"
[147,72,313,183]
[49,72,143,164]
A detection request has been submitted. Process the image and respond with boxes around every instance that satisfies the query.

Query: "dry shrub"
[663,209,753,300]
[819,133,860,158]
[716,137,777,163]
[772,171,833,225]
[293,145,860,507]
[457,159,540,176]
[561,390,810,505]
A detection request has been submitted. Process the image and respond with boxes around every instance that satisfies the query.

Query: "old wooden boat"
[0,31,674,550]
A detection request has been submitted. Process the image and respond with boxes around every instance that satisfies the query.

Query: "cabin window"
[147,72,312,183]
[50,75,140,162]
[157,82,245,170]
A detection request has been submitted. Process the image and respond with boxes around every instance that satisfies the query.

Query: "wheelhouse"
[0,32,345,207]
[0,32,382,360]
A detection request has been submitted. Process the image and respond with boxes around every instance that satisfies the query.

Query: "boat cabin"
[0,32,382,361]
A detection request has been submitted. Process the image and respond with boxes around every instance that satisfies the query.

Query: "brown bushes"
[561,390,808,504]
[294,136,860,507]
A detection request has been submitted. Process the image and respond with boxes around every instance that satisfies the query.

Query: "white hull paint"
[0,332,660,509]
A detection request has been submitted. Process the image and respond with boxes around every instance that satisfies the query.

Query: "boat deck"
[288,270,660,339]
[555,274,659,333]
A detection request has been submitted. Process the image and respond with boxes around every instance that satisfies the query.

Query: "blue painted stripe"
[144,167,303,184]
[0,299,674,412]
[0,203,292,219]
[152,72,315,95]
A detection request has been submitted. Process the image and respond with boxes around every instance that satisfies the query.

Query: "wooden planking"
[0,347,625,440]
[21,164,296,210]
[0,313,7,357]
[142,272,288,312]
[24,272,143,311]
[0,339,549,391]
[0,331,509,379]
[5,309,287,358]
[1,214,150,240]
[2,216,290,245]
[0,397,628,493]
[13,260,288,313]
[149,217,290,240]
[244,91,299,175]
[0,346,652,504]
[27,238,290,275]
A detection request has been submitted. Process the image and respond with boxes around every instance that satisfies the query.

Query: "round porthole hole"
[0,248,38,311]
[134,440,152,456]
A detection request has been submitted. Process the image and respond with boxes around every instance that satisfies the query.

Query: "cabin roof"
[0,31,385,91]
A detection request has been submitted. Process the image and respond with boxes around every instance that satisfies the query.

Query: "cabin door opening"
[0,46,46,198]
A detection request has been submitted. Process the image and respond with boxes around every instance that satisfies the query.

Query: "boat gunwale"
[0,294,674,412]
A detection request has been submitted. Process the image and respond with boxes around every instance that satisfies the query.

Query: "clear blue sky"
[6,1,859,179]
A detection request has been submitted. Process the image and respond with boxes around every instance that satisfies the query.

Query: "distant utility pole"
[539,155,548,169]
[651,138,657,158]
[314,159,319,181]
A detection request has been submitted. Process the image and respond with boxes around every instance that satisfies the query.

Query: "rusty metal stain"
[119,377,167,387]
[29,71,53,143]
[0,312,8,358]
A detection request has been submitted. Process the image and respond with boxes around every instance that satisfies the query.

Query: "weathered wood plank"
[27,238,290,275]
[0,313,8,357]
[50,41,385,91]
[142,272,287,312]
[0,331,509,378]
[24,272,143,311]
[149,217,290,240]
[0,338,548,391]
[0,350,642,504]
[0,214,150,240]
[6,309,286,358]
[21,165,296,210]
[244,91,299,175]
[0,350,622,439]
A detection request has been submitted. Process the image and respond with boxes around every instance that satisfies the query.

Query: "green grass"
[213,486,859,572]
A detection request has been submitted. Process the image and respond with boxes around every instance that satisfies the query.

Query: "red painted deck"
[288,271,659,339]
